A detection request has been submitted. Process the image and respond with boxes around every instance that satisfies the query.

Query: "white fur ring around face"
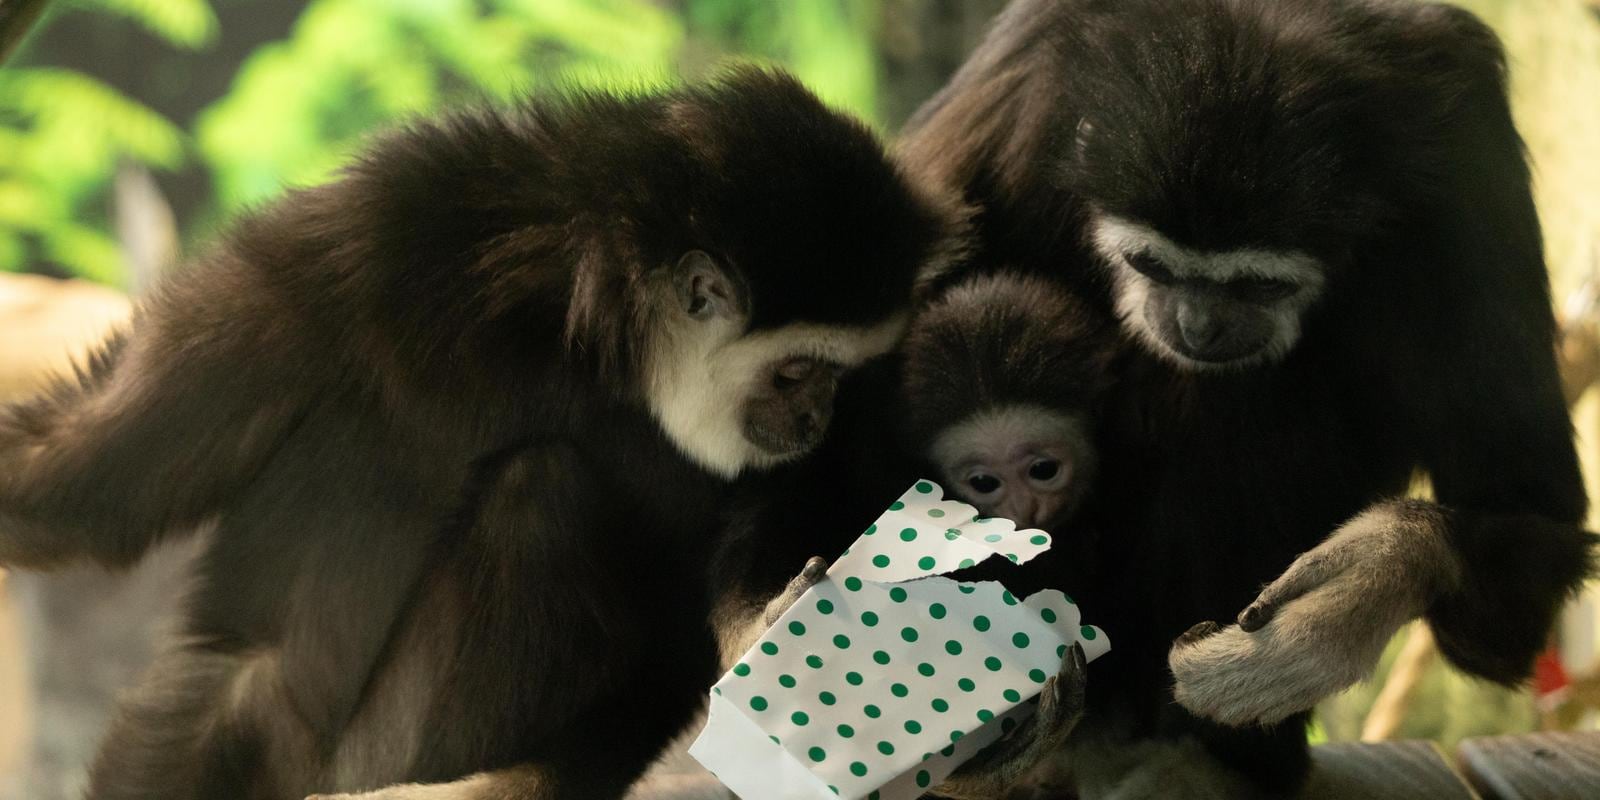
[691,480,1109,800]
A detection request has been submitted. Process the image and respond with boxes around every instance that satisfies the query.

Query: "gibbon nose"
[743,361,838,455]
[785,415,815,452]
[1177,302,1224,352]
[997,494,1041,528]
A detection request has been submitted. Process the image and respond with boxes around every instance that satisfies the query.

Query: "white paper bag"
[690,480,1109,800]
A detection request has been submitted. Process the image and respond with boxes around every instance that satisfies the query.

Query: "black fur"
[900,272,1117,446]
[902,0,1592,793]
[0,69,960,799]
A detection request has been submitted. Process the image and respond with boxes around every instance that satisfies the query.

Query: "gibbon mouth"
[1164,352,1268,374]
[1158,334,1274,370]
[744,422,824,458]
[1167,336,1270,365]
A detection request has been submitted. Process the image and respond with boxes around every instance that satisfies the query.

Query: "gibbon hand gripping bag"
[689,480,1109,800]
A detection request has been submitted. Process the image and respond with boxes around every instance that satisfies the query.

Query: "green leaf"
[500,0,683,70]
[681,0,880,125]
[68,0,219,49]
[195,0,687,211]
[0,181,52,226]
[0,69,187,171]
[0,231,25,271]
[41,222,126,284]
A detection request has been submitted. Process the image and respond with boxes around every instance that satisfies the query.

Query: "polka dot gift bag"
[689,480,1109,800]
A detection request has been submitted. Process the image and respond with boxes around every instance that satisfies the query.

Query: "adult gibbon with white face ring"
[901,0,1595,795]
[0,70,967,800]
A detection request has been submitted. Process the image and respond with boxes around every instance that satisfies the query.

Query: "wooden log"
[1458,731,1600,800]
[1304,740,1479,800]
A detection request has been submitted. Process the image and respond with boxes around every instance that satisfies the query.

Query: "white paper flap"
[829,480,1053,583]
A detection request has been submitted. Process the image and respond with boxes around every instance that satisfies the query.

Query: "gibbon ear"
[674,250,746,321]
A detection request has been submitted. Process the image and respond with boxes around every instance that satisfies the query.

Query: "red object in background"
[1535,646,1571,698]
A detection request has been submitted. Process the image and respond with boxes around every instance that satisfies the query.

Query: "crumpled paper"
[690,480,1109,800]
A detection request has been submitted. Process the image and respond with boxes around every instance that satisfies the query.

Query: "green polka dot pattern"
[688,480,1109,800]
[825,480,1054,585]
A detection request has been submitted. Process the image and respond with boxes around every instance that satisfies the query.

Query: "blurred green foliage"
[0,0,205,282]
[197,0,686,211]
[1,0,884,284]
[684,1,878,125]
[1318,624,1541,747]
[88,0,218,47]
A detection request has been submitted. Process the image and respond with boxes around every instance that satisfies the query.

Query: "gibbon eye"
[1028,459,1060,481]
[1231,277,1299,303]
[968,474,1001,495]
[1126,252,1176,284]
[773,358,817,389]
